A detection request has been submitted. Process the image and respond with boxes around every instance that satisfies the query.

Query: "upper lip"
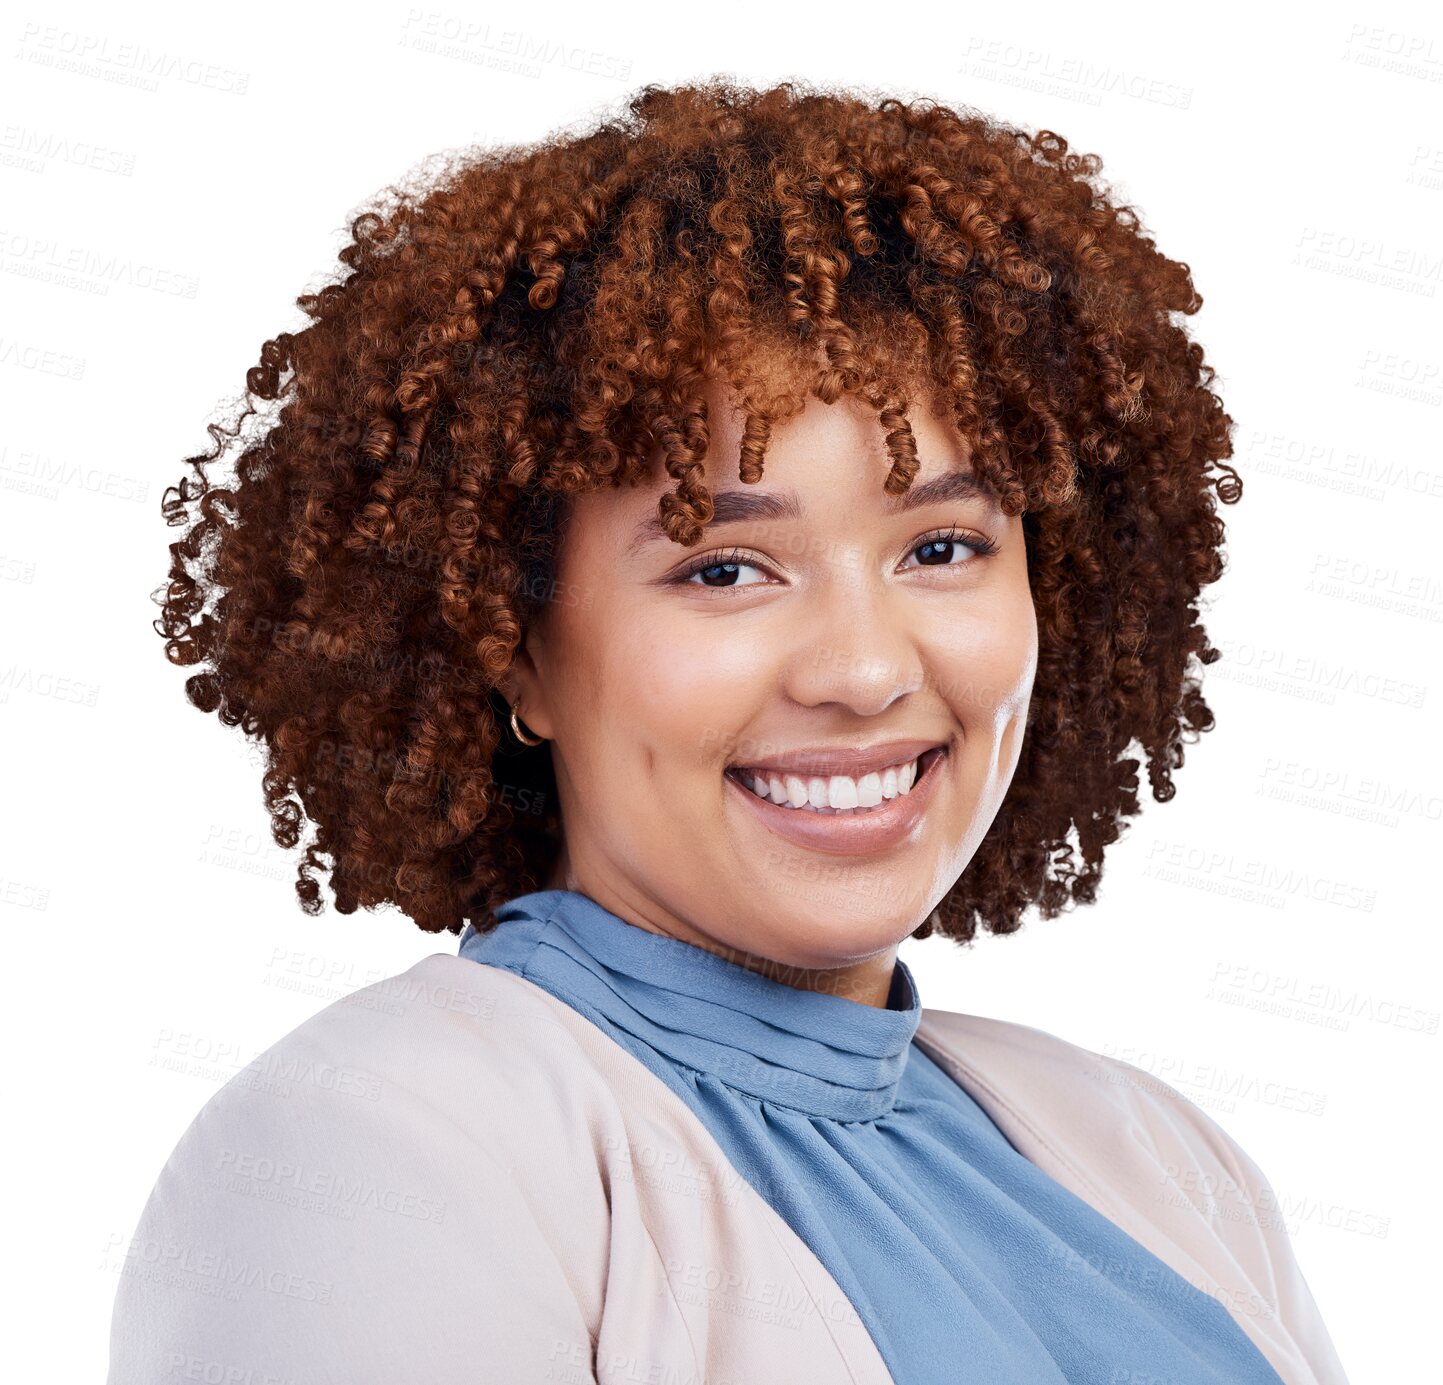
[727,737,948,780]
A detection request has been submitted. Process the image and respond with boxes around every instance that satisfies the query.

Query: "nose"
[780,567,927,717]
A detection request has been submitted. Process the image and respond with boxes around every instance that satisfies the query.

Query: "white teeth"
[735,755,928,813]
[855,772,884,808]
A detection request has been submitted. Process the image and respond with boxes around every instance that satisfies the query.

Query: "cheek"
[931,583,1038,720]
[563,595,749,771]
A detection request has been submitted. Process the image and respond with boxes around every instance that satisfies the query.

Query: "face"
[501,369,1037,1006]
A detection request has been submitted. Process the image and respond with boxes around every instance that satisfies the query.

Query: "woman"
[111,80,1349,1383]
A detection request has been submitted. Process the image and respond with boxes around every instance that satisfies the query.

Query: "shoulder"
[916,1002,1289,1236]
[106,955,606,1384]
[918,1004,1212,1145]
[915,1003,1178,1178]
[916,1006,1350,1385]
[918,1003,1292,1201]
[143,953,625,1196]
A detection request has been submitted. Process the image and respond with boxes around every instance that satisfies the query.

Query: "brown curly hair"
[154,77,1240,945]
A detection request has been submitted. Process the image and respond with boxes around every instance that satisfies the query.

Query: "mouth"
[722,744,949,856]
[724,745,947,814]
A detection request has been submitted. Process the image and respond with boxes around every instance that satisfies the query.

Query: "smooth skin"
[500,369,1038,1008]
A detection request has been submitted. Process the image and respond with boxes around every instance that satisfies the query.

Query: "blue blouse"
[457,888,1284,1384]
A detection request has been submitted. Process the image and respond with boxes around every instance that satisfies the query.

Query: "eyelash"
[672,525,1001,589]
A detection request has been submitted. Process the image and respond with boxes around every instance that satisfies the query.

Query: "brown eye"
[675,548,771,589]
[902,527,1000,570]
[915,538,959,566]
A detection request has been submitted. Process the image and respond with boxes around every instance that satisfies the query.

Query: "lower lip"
[724,748,948,856]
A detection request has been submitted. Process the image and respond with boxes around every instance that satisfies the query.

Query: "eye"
[671,526,1000,591]
[675,547,772,589]
[901,525,1001,569]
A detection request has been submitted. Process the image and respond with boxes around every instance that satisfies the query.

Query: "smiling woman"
[501,365,1038,1008]
[112,78,1349,1384]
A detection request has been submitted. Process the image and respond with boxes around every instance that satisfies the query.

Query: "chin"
[746,896,915,966]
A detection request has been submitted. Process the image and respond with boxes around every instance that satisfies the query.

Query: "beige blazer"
[106,953,1350,1383]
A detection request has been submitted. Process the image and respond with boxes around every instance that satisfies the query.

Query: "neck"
[542,854,901,1009]
[629,919,900,1008]
[460,889,923,1121]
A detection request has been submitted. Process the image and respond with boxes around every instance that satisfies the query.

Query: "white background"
[3,0,1438,1379]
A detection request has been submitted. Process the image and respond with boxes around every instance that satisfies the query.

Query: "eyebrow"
[628,468,996,555]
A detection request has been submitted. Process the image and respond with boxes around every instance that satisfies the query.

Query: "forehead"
[625,464,994,556]
[619,372,987,556]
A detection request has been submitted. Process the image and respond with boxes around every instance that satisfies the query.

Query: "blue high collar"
[457,888,923,1123]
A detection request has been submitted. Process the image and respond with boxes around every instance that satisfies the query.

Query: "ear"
[495,623,555,740]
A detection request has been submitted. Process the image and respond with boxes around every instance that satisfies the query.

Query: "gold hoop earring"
[509,698,547,747]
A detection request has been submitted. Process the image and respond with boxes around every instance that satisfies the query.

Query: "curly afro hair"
[154,77,1240,944]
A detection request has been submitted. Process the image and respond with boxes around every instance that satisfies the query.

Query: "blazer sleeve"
[105,1065,599,1385]
[1140,1068,1353,1385]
